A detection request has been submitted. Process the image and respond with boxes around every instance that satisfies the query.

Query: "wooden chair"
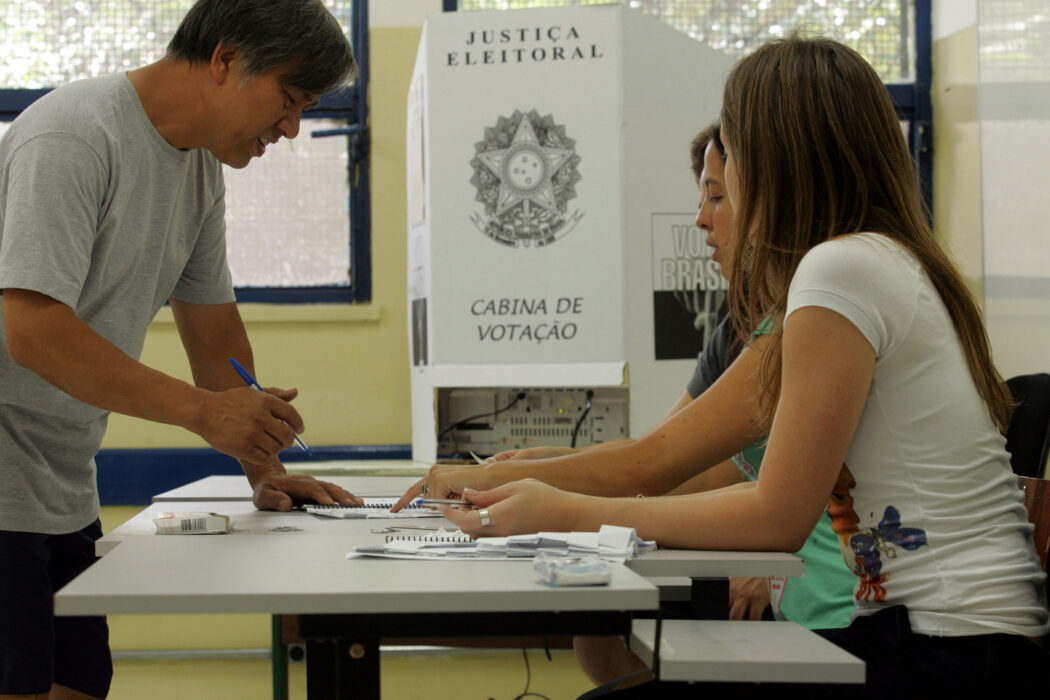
[1018,476,1050,600]
[1006,374,1050,478]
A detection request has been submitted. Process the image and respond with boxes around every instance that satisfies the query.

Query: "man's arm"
[169,298,359,510]
[169,297,280,485]
[2,288,298,460]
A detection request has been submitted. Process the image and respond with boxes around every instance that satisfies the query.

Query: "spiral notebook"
[354,528,477,557]
[349,525,658,561]
[302,499,444,519]
[384,532,472,543]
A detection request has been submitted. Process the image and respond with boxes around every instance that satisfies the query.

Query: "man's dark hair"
[168,0,357,96]
[689,122,726,183]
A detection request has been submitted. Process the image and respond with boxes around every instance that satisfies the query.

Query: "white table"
[151,474,422,502]
[59,527,656,616]
[139,491,807,577]
[97,500,428,555]
[286,459,430,477]
[64,475,823,697]
[60,496,660,699]
[627,547,802,579]
[150,476,805,578]
[631,619,865,684]
[146,480,802,620]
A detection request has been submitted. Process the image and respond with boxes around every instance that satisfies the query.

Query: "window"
[0,0,371,303]
[453,0,933,208]
[976,0,1050,373]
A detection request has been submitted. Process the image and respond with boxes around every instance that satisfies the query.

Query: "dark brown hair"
[690,122,726,182]
[719,35,1012,431]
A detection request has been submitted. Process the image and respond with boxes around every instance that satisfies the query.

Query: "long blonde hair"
[719,36,1012,431]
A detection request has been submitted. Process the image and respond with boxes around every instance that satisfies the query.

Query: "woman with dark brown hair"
[432,35,1049,695]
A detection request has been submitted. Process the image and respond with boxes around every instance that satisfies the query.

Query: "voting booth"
[407,5,735,461]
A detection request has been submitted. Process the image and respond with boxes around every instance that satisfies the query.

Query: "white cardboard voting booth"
[407,5,735,461]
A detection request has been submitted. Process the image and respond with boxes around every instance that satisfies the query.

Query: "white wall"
[370,0,443,28]
[976,0,1050,379]
[933,0,976,39]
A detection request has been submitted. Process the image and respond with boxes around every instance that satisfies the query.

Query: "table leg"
[299,609,633,698]
[306,638,380,700]
[272,615,289,700]
[689,577,729,619]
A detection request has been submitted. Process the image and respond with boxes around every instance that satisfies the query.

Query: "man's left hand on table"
[242,461,363,511]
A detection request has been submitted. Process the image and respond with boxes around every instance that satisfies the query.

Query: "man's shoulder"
[6,74,130,151]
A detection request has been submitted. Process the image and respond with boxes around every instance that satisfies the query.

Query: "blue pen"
[229,357,311,455]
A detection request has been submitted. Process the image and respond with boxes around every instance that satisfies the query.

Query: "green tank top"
[730,318,855,629]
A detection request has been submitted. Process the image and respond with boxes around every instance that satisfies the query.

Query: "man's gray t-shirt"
[686,315,734,399]
[0,73,235,534]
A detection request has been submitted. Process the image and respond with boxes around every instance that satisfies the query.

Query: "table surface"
[286,459,430,477]
[152,474,804,579]
[59,499,660,617]
[152,474,422,502]
[63,472,822,695]
[57,530,661,616]
[631,619,865,684]
[63,474,803,618]
[100,494,805,579]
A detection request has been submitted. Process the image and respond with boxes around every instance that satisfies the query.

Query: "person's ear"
[209,41,237,86]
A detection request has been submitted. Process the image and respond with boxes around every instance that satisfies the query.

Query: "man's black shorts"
[0,520,112,697]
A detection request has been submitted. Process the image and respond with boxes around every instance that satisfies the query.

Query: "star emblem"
[475,116,573,215]
[469,110,582,248]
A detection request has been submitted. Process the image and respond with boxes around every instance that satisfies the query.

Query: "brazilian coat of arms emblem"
[470,110,583,247]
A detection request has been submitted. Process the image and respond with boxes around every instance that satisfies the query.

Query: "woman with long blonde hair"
[432,35,1049,695]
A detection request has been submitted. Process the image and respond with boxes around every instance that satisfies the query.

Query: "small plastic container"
[533,552,612,587]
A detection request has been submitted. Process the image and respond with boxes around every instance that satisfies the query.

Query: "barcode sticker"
[154,512,231,535]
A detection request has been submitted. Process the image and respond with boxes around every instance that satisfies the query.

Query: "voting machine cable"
[509,643,552,700]
[437,391,527,443]
[569,390,594,448]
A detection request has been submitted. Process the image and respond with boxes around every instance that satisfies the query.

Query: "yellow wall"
[101,27,423,452]
[931,22,982,300]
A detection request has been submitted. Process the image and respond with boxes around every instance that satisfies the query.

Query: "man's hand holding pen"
[189,385,304,463]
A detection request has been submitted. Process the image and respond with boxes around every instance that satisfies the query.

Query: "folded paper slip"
[154,512,231,535]
[349,524,657,561]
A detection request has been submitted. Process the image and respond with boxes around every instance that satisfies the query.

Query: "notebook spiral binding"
[385,533,472,543]
[307,501,423,510]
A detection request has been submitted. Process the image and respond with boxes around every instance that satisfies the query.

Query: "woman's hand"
[438,479,580,537]
[728,576,771,621]
[391,463,486,512]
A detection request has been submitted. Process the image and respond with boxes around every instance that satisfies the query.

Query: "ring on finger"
[479,508,491,527]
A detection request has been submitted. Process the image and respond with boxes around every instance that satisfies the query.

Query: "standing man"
[0,1,359,697]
